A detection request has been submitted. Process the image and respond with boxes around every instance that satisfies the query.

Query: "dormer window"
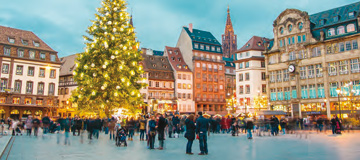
[280,27,284,34]
[171,57,175,61]
[163,65,167,68]
[319,19,326,26]
[161,58,164,62]
[328,28,335,36]
[257,42,262,46]
[150,57,154,61]
[298,22,303,30]
[178,58,181,62]
[200,44,204,50]
[21,39,28,45]
[217,47,221,52]
[211,46,215,51]
[33,41,40,47]
[337,26,345,35]
[183,65,187,69]
[8,37,15,43]
[17,49,24,57]
[152,64,156,68]
[169,51,172,54]
[194,43,199,49]
[347,24,355,32]
[288,24,293,32]
[206,45,210,50]
[349,11,355,18]
[333,16,339,22]
[246,44,250,47]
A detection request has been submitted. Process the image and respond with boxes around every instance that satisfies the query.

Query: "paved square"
[4,131,360,160]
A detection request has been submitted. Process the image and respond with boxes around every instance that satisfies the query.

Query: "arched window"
[337,26,345,35]
[298,22,303,30]
[347,24,355,32]
[328,28,335,36]
[10,110,19,114]
[288,24,293,32]
[280,27,284,34]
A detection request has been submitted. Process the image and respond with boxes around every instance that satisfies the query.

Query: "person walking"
[330,116,337,134]
[185,114,196,155]
[42,114,51,136]
[148,115,157,149]
[139,117,146,141]
[93,116,101,139]
[64,117,71,145]
[316,117,324,133]
[127,117,135,141]
[32,116,40,136]
[246,118,254,139]
[167,117,173,138]
[25,116,33,136]
[157,114,167,150]
[196,112,209,155]
[280,117,287,135]
[109,117,116,140]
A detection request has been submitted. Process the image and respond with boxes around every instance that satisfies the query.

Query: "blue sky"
[0,0,358,57]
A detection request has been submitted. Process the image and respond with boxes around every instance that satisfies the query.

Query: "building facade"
[58,54,78,117]
[223,57,236,99]
[234,36,267,114]
[164,46,195,113]
[264,2,360,118]
[141,54,176,113]
[222,6,237,59]
[0,26,61,119]
[177,24,227,115]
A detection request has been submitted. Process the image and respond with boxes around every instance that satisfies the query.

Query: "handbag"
[196,134,199,140]
[150,131,156,136]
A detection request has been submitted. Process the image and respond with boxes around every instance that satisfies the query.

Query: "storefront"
[330,102,360,118]
[301,103,327,118]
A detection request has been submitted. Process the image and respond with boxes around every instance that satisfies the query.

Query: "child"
[116,127,127,147]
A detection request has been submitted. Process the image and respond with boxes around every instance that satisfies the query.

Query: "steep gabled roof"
[60,54,78,76]
[309,1,360,29]
[153,50,164,56]
[165,46,191,72]
[183,27,221,46]
[0,25,56,52]
[222,57,235,68]
[236,36,269,53]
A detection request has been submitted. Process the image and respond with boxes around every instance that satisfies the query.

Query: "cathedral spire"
[222,6,237,58]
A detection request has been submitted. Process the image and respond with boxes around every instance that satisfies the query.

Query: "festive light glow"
[114,92,118,97]
[111,55,115,59]
[104,74,109,78]
[102,65,106,69]
[84,65,88,69]
[73,71,77,75]
[91,63,95,67]
[130,70,135,75]
[92,91,96,96]
[119,65,123,70]
[121,78,125,82]
[116,86,120,89]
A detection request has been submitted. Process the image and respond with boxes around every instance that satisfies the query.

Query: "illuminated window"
[13,98,20,104]
[36,99,43,105]
[24,98,32,104]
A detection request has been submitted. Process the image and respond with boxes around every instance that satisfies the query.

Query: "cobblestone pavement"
[5,130,360,160]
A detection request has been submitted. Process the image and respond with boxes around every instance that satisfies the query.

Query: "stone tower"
[222,6,237,58]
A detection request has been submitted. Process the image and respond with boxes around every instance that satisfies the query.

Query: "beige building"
[264,2,360,118]
[0,26,61,119]
[234,36,267,114]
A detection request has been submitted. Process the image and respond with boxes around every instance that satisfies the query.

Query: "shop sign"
[306,111,321,115]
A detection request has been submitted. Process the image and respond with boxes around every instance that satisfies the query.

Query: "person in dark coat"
[280,117,287,135]
[148,115,157,149]
[246,118,254,139]
[127,118,135,141]
[196,112,209,155]
[93,116,102,139]
[87,118,95,140]
[330,116,337,134]
[157,114,167,150]
[42,114,51,135]
[172,115,180,134]
[185,114,196,154]
[64,117,71,145]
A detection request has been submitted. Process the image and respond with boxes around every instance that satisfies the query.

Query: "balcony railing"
[196,98,201,101]
[208,68,212,72]
[208,88,213,92]
[208,98,213,102]
[202,98,207,102]
[202,78,207,81]
[214,79,218,82]
[193,56,223,63]
[214,69,218,72]
[0,87,14,93]
[214,89,218,92]
[59,81,77,86]
[202,67,207,71]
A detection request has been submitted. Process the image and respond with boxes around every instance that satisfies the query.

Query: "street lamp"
[336,88,342,119]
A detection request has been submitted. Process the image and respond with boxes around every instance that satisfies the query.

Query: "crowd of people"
[1,112,345,155]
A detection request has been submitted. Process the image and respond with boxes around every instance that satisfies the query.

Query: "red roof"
[236,36,268,53]
[165,46,191,72]
[0,25,56,52]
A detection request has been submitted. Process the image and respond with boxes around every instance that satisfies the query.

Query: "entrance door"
[10,109,20,120]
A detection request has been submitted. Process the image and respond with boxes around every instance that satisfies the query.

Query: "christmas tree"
[71,0,146,117]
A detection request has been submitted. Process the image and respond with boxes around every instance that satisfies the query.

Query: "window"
[351,58,360,73]
[239,62,243,69]
[339,60,348,74]
[352,40,358,49]
[319,19,325,25]
[219,65,223,70]
[298,22,303,30]
[50,54,56,62]
[289,52,296,61]
[196,62,200,68]
[14,81,21,93]
[245,73,250,81]
[317,84,325,98]
[337,26,345,35]
[308,65,315,78]
[48,83,55,95]
[300,66,306,79]
[8,38,15,43]
[309,84,316,99]
[328,62,337,76]
[245,62,249,68]
[277,88,283,101]
[217,47,221,52]
[40,53,46,60]
[270,89,276,101]
[330,82,338,97]
[2,64,9,74]
[301,85,308,99]
[4,47,10,56]
[13,98,20,104]
[26,67,34,76]
[346,41,352,51]
[205,45,210,50]
[16,65,23,75]
[261,72,266,80]
[50,69,56,78]
[24,98,31,104]
[312,47,321,57]
[339,42,345,52]
[280,27,284,34]
[239,74,243,81]
[261,61,265,68]
[246,52,249,57]
[349,11,355,18]
[328,28,335,36]
[200,44,204,50]
[39,68,45,77]
[288,38,291,45]
[245,85,250,94]
[178,74,181,79]
[196,83,200,89]
[283,69,289,81]
[155,82,159,87]
[38,83,44,95]
[299,50,307,59]
[211,46,215,51]
[28,50,35,59]
[288,24,293,32]
[262,84,266,93]
[220,85,223,90]
[239,86,244,94]
[292,37,295,44]
[276,70,282,82]
[279,40,283,47]
[36,99,43,105]
[33,41,40,47]
[297,36,302,43]
[302,35,306,42]
[333,16,339,22]
[18,49,24,57]
[0,79,7,90]
[26,82,33,94]
[316,64,323,77]
[269,55,277,64]
[284,87,291,100]
[291,86,297,99]
[194,43,199,49]
[269,71,275,83]
[347,24,355,32]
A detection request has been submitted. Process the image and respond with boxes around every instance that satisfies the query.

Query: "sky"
[0,0,359,57]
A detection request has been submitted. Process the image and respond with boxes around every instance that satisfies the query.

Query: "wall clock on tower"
[288,64,295,73]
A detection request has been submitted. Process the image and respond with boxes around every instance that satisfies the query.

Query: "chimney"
[189,23,193,33]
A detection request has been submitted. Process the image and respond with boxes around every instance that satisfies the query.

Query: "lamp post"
[336,88,342,119]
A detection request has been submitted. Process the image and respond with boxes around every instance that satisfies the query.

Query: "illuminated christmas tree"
[71,0,145,116]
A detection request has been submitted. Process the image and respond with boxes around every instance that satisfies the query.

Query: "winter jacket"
[196,116,209,134]
[185,119,196,140]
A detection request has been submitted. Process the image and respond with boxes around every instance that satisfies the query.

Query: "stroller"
[116,128,127,147]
